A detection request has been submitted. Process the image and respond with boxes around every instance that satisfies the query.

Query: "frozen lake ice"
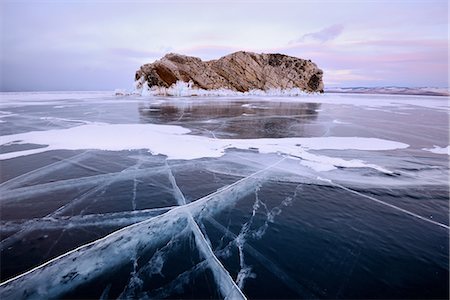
[0,92,448,299]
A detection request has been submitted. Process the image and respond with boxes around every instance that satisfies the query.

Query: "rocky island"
[135,51,324,94]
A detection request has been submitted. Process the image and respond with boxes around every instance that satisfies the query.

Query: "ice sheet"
[0,91,448,299]
[0,164,270,299]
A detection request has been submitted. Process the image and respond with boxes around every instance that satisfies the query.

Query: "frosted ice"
[138,81,310,97]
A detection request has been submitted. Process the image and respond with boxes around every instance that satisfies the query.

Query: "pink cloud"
[291,24,345,44]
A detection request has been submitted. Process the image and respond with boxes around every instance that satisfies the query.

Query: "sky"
[0,0,448,91]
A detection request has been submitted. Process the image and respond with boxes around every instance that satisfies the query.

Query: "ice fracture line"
[0,158,277,299]
[0,151,92,190]
[317,177,450,230]
[165,161,246,299]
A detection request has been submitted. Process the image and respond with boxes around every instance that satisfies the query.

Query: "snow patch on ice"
[300,160,337,172]
[0,123,407,173]
[241,103,270,109]
[53,105,75,109]
[296,151,395,174]
[422,145,450,155]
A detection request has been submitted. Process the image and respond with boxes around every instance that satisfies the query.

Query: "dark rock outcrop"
[135,51,324,93]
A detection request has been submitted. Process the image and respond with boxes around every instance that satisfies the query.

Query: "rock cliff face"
[135,51,324,93]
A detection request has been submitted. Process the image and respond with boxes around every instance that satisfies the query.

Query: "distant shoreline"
[0,87,448,97]
[325,87,449,97]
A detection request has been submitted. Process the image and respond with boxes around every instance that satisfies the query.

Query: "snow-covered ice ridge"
[118,80,316,97]
[0,123,408,174]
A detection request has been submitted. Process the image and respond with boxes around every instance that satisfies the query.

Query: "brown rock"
[135,51,324,93]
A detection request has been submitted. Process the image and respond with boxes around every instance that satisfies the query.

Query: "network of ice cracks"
[1,147,448,300]
[1,90,449,299]
[0,145,312,299]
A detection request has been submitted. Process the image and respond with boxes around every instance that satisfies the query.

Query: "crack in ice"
[0,165,178,204]
[0,207,174,234]
[0,151,93,191]
[210,184,302,292]
[1,163,179,250]
[130,153,145,211]
[207,216,318,298]
[165,161,246,299]
[0,160,278,299]
[316,176,450,230]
